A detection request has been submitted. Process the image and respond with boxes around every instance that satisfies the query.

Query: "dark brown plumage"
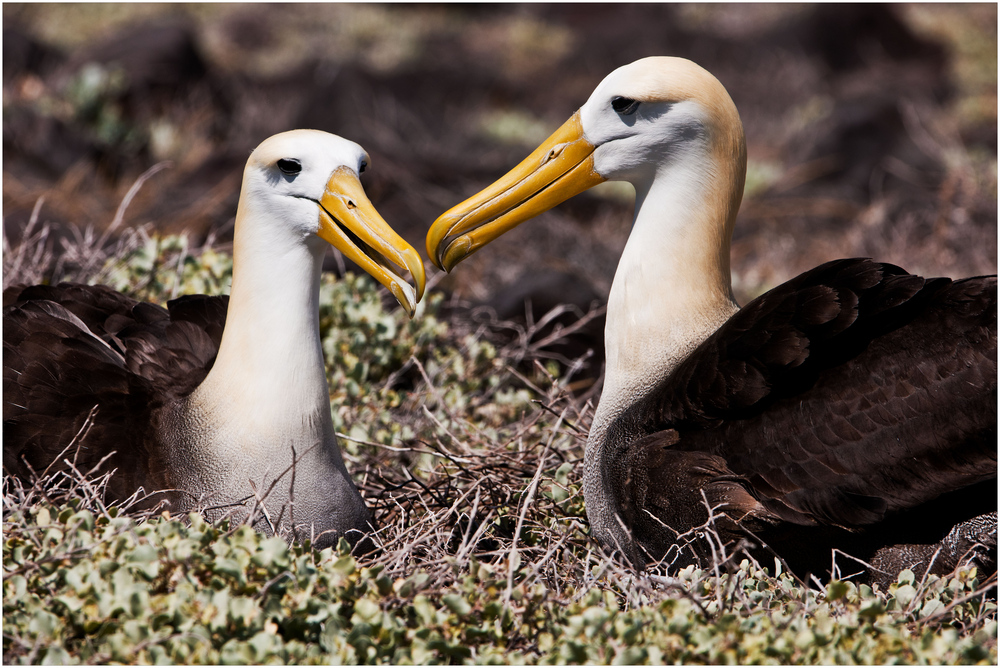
[3,282,225,507]
[605,259,996,584]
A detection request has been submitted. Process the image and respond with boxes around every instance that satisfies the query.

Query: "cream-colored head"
[582,57,745,204]
[426,56,746,273]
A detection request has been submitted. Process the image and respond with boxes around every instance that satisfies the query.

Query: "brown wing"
[613,428,777,567]
[3,283,226,503]
[608,259,996,536]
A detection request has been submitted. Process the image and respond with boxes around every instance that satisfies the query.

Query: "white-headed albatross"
[5,129,426,550]
[425,57,996,583]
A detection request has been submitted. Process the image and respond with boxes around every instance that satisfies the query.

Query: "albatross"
[5,129,425,550]
[426,57,997,582]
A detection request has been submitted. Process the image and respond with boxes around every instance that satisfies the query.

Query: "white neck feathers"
[598,126,743,423]
[199,184,331,425]
[170,180,370,543]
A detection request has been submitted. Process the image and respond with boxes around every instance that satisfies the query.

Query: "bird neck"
[206,228,330,417]
[183,191,341,468]
[173,202,370,538]
[584,128,745,555]
[598,146,744,426]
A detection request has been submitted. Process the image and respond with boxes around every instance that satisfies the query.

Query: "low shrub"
[3,236,996,665]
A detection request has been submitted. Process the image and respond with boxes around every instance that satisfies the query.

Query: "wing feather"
[3,283,227,504]
[609,259,997,536]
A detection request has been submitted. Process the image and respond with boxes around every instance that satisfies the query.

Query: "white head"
[582,57,744,193]
[237,129,425,313]
[426,57,746,272]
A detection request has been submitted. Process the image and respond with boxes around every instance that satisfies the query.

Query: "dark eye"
[359,160,367,174]
[611,96,640,115]
[277,158,301,175]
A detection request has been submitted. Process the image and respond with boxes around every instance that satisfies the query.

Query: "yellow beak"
[318,167,426,316]
[426,111,606,272]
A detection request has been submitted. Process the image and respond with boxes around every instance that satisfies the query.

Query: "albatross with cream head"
[426,57,996,583]
[5,129,425,550]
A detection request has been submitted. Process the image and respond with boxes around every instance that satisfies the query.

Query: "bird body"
[5,130,426,549]
[426,57,996,582]
[598,259,995,577]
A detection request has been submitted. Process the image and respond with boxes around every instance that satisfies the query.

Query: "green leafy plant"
[4,236,996,665]
[4,505,995,665]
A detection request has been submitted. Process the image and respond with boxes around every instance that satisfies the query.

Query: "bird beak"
[426,110,606,272]
[318,167,426,317]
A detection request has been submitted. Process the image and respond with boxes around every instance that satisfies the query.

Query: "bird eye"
[611,96,640,115]
[277,158,301,175]
[359,160,367,174]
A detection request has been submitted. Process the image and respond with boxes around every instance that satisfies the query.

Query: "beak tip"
[389,281,418,318]
[434,255,451,273]
[402,248,427,304]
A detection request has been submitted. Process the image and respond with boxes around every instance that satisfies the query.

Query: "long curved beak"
[318,167,426,317]
[426,111,605,272]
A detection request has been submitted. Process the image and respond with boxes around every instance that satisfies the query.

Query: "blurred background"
[4,3,996,316]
